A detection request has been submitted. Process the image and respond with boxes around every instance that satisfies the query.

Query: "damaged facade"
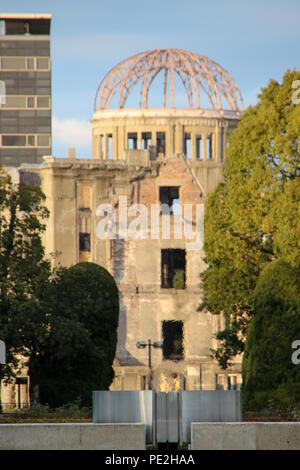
[40,47,244,391]
[1,41,245,402]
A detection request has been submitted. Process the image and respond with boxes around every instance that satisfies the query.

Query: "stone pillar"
[215,125,221,162]
[169,125,175,155]
[119,126,125,159]
[176,123,183,154]
[137,131,142,150]
[113,127,118,159]
[191,131,196,160]
[103,134,108,160]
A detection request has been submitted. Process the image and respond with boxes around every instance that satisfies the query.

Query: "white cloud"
[52,116,92,157]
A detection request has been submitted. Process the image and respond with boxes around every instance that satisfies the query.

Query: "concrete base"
[0,423,146,450]
[192,422,300,450]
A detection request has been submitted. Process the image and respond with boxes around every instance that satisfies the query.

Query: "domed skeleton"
[94,48,244,112]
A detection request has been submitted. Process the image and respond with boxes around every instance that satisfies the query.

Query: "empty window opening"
[184,133,191,159]
[142,132,152,149]
[227,375,238,390]
[108,134,113,159]
[0,20,5,35]
[79,232,90,252]
[4,19,51,35]
[128,132,137,150]
[161,249,186,289]
[207,134,213,160]
[162,320,184,361]
[196,135,202,160]
[156,132,165,155]
[159,186,180,215]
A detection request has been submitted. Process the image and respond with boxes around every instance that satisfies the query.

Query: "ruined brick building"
[0,15,244,402]
[40,49,244,392]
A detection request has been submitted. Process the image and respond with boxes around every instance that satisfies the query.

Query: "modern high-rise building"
[0,13,52,168]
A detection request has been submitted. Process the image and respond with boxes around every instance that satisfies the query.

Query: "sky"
[2,0,300,158]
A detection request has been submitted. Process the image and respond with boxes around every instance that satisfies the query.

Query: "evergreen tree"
[37,262,119,408]
[242,259,300,411]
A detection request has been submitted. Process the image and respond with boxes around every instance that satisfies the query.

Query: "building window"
[162,320,184,361]
[36,96,50,108]
[128,132,137,149]
[159,186,180,215]
[207,134,213,159]
[184,132,191,159]
[161,249,186,289]
[1,134,50,147]
[156,132,165,155]
[36,135,50,147]
[27,135,35,146]
[1,57,26,70]
[142,132,152,149]
[196,135,202,159]
[2,135,26,146]
[36,57,50,70]
[1,95,50,109]
[27,57,35,70]
[79,232,90,252]
[0,56,50,71]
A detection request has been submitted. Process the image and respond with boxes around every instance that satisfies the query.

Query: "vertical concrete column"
[92,133,95,158]
[103,133,108,160]
[222,125,228,162]
[119,126,125,159]
[215,125,221,162]
[169,124,175,155]
[152,130,157,150]
[191,131,196,160]
[113,127,118,159]
[98,134,103,160]
[95,134,100,160]
[176,123,184,154]
[137,131,142,150]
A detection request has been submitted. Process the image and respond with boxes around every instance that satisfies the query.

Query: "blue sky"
[2,0,300,157]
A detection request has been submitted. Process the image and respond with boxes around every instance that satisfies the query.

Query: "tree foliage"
[0,171,120,408]
[36,262,119,408]
[0,169,52,380]
[200,69,300,368]
[241,259,300,411]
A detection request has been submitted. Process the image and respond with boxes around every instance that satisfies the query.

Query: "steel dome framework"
[94,48,244,112]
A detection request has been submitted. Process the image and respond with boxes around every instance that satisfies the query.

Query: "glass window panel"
[2,135,26,146]
[27,97,35,108]
[27,135,35,146]
[27,58,35,70]
[36,96,50,108]
[3,96,27,108]
[37,135,50,146]
[36,58,49,70]
[1,57,26,70]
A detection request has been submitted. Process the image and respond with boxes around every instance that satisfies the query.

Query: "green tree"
[242,259,300,412]
[37,262,119,408]
[200,69,300,368]
[0,169,52,382]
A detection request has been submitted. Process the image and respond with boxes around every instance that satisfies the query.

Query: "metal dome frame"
[94,48,244,112]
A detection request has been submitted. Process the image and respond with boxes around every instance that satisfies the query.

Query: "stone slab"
[191,422,300,450]
[0,423,146,450]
